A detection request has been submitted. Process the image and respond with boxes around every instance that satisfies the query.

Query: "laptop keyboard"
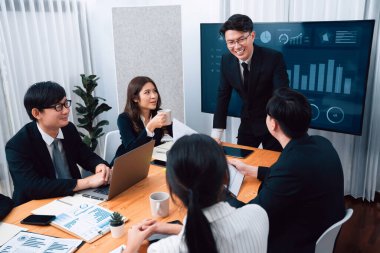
[94,186,110,195]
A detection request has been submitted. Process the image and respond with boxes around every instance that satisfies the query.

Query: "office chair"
[103,130,121,164]
[315,208,353,253]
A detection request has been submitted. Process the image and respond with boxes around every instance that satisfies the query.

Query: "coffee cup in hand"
[158,109,172,126]
[150,192,170,217]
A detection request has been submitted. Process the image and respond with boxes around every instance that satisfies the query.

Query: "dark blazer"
[112,112,172,164]
[0,194,13,220]
[213,45,289,137]
[250,134,346,253]
[5,121,106,205]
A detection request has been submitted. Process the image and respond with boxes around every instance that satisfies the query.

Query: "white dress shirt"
[148,202,269,253]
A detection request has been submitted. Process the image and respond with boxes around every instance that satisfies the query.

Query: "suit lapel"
[248,45,262,96]
[30,122,56,178]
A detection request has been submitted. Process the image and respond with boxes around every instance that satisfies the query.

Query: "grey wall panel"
[112,5,184,122]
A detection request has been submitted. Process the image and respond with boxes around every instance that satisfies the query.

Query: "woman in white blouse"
[124,134,269,253]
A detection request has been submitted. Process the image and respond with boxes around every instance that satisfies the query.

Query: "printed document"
[51,203,114,243]
[0,231,82,253]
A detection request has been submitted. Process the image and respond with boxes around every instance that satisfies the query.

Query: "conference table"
[3,142,280,252]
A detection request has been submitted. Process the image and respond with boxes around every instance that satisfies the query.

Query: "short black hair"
[266,87,311,138]
[24,81,66,121]
[219,14,253,36]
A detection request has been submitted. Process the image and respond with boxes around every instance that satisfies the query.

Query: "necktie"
[52,139,71,179]
[241,62,249,90]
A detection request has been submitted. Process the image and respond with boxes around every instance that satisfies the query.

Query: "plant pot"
[110,224,125,238]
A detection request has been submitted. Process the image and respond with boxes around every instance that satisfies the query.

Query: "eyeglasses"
[45,99,71,112]
[226,33,251,48]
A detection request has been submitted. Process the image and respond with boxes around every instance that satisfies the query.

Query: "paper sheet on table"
[173,118,197,142]
[0,231,82,252]
[228,164,244,197]
[0,222,27,246]
[32,195,103,216]
[109,244,126,253]
[152,141,173,162]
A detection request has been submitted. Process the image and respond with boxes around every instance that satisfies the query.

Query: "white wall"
[87,0,226,153]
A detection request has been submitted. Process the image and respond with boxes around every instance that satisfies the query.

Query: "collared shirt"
[37,124,71,178]
[148,202,269,253]
[140,115,155,137]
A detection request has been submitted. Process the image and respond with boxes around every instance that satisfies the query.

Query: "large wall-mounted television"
[201,20,375,135]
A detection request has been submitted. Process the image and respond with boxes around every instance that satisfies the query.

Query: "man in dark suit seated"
[5,81,111,206]
[227,87,345,253]
[212,14,289,153]
[0,193,13,220]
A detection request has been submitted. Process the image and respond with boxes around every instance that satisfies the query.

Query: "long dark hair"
[166,134,229,253]
[123,76,162,132]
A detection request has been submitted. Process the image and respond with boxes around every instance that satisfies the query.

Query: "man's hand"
[213,137,222,145]
[73,164,111,191]
[95,164,111,183]
[229,159,258,178]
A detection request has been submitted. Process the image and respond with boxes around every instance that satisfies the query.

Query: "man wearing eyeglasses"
[5,81,111,205]
[212,14,289,177]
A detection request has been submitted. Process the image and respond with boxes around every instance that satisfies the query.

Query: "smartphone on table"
[20,214,56,226]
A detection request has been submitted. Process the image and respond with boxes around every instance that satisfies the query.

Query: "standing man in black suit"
[6,81,111,205]
[228,87,346,253]
[212,14,289,153]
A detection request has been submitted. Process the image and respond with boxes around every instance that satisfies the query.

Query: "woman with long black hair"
[123,134,269,253]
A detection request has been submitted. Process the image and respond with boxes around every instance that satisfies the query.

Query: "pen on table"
[155,150,167,154]
[119,244,126,253]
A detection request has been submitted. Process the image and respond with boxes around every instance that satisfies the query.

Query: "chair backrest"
[315,208,353,253]
[103,130,121,164]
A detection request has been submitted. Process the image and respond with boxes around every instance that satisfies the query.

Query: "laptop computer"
[79,140,155,201]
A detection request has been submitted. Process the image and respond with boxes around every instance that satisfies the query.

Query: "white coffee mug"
[158,109,172,126]
[149,192,170,217]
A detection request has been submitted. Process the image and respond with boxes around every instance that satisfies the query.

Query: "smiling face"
[135,82,159,112]
[32,97,70,136]
[225,30,255,61]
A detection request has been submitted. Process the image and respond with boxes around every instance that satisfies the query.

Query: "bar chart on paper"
[287,60,352,95]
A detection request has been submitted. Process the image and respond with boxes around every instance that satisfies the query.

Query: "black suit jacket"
[112,112,172,165]
[0,194,13,220]
[213,45,289,137]
[250,134,346,253]
[5,121,106,205]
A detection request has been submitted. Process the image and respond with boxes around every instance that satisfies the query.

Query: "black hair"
[166,134,229,253]
[24,81,66,121]
[266,87,311,138]
[219,14,254,36]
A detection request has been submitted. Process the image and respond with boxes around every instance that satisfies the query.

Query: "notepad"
[227,164,244,197]
[51,203,127,243]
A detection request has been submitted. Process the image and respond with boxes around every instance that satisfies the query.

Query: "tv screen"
[201,20,374,135]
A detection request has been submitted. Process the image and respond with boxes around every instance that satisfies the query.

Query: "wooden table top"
[3,142,280,252]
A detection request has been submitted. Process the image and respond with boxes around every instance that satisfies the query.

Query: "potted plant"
[109,211,125,238]
[73,74,112,152]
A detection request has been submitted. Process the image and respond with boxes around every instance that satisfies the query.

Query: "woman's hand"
[123,220,157,253]
[146,113,167,132]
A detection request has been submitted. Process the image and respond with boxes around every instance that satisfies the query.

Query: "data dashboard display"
[201,20,374,135]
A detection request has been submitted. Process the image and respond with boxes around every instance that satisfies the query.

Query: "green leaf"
[95,120,109,128]
[93,103,112,118]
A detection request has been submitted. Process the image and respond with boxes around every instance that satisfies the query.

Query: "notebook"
[79,140,154,201]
